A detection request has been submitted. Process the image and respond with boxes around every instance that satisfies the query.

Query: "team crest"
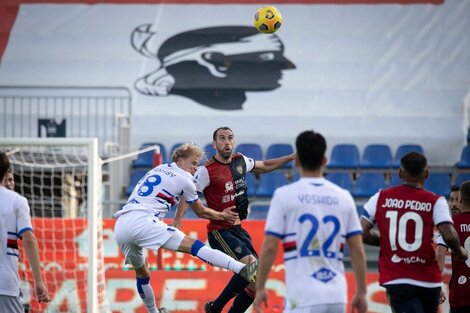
[235,247,242,254]
[236,165,243,174]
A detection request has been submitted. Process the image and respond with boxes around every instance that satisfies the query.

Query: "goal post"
[0,138,105,313]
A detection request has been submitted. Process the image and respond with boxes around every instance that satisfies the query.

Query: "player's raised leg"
[162,228,258,283]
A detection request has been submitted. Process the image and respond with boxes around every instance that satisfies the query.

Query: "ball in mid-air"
[254,6,282,34]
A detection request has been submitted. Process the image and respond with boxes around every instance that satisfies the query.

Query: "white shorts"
[114,210,185,268]
[0,295,23,313]
[285,303,345,313]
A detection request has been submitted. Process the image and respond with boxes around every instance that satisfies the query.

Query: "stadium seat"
[393,144,424,167]
[236,143,263,160]
[360,144,392,169]
[352,173,386,198]
[389,173,402,187]
[327,144,360,169]
[245,172,257,197]
[456,173,470,187]
[200,143,216,165]
[126,168,148,196]
[256,172,289,197]
[248,205,269,220]
[326,172,353,192]
[424,173,452,196]
[265,143,294,168]
[457,145,470,168]
[132,142,167,168]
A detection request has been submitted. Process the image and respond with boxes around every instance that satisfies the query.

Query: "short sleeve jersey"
[0,186,33,297]
[265,177,362,308]
[194,153,255,232]
[362,185,452,286]
[115,163,199,218]
[447,212,470,308]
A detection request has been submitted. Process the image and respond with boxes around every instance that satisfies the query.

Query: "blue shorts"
[208,225,258,261]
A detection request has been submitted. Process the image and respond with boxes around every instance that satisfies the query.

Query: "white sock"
[196,245,245,273]
[137,277,158,313]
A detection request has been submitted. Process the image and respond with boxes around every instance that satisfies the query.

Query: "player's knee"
[190,239,205,256]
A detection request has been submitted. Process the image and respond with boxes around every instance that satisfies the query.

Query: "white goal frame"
[0,137,102,313]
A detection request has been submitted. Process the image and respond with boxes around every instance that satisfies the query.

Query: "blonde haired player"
[114,143,258,313]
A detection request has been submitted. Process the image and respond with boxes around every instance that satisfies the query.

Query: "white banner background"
[1,1,469,164]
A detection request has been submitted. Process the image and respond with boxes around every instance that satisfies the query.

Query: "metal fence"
[0,86,132,157]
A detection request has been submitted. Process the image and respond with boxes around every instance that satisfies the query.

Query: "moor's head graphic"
[131,25,295,110]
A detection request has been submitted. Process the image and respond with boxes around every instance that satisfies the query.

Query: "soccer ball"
[254,6,283,34]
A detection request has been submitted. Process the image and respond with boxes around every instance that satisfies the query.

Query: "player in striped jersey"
[254,130,367,313]
[0,152,50,313]
[114,143,258,313]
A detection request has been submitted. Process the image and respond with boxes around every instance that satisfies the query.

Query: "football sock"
[136,277,158,313]
[228,286,255,313]
[190,240,244,273]
[212,274,249,312]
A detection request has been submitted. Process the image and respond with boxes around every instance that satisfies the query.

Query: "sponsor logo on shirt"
[225,181,234,193]
[312,267,337,283]
[391,254,426,264]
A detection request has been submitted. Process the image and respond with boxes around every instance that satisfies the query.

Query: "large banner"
[1,0,469,164]
[21,218,392,313]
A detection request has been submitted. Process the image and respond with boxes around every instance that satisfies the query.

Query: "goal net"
[1,138,106,313]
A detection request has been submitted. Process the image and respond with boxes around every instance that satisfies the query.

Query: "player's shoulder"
[203,158,216,167]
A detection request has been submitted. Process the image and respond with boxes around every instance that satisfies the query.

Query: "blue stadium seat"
[457,145,470,168]
[456,173,470,187]
[132,142,167,168]
[200,143,216,165]
[327,144,360,169]
[169,142,184,161]
[126,168,148,196]
[393,144,424,167]
[360,144,392,169]
[291,172,300,182]
[326,172,353,192]
[256,172,289,197]
[245,172,257,197]
[265,143,294,169]
[389,173,401,187]
[424,173,452,196]
[352,173,386,198]
[236,143,263,160]
[248,205,269,220]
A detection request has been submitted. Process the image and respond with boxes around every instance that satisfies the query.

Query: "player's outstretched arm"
[171,200,189,229]
[437,222,468,261]
[347,234,367,313]
[22,230,51,303]
[252,153,296,174]
[189,200,238,223]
